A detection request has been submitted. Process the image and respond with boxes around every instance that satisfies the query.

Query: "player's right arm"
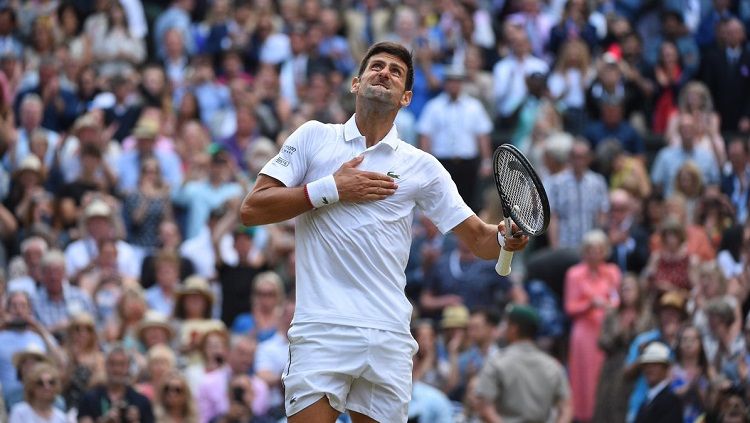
[240,175,312,226]
[241,121,398,226]
[241,157,400,226]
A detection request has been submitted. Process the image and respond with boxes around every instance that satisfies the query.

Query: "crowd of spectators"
[1,0,750,422]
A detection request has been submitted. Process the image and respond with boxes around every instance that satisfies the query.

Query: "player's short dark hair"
[358,42,414,91]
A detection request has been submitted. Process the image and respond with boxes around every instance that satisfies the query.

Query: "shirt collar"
[343,114,400,150]
[646,378,670,403]
[39,281,72,302]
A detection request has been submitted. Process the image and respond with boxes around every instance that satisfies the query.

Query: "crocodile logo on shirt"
[387,171,400,179]
[322,197,329,205]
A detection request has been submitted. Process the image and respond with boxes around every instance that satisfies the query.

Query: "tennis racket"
[493,144,550,276]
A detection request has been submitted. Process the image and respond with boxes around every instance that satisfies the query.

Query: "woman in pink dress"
[565,229,622,422]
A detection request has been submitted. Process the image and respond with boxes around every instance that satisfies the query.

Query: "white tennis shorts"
[282,322,419,422]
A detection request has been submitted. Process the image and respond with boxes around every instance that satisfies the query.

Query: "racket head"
[492,143,550,236]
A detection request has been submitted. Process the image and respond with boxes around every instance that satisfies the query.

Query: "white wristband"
[305,175,339,208]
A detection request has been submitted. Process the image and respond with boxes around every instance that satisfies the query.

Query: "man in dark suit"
[607,189,650,274]
[700,18,750,135]
[103,74,142,143]
[721,137,750,223]
[14,57,79,132]
[635,342,682,423]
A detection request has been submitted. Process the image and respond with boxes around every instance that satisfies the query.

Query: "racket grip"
[496,248,514,276]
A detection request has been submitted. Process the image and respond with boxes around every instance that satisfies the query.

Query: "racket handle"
[496,248,514,276]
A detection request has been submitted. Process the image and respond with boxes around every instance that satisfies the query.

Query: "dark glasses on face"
[36,377,58,388]
[163,384,184,394]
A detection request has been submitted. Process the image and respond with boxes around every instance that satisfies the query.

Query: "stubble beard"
[359,84,398,113]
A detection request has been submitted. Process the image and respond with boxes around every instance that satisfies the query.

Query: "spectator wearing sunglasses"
[154,371,198,423]
[8,362,66,423]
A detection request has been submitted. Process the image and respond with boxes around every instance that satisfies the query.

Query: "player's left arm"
[452,215,528,261]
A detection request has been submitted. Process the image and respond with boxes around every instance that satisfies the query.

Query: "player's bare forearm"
[240,175,312,226]
[453,215,528,260]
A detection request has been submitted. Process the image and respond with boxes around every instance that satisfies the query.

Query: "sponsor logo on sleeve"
[274,156,290,167]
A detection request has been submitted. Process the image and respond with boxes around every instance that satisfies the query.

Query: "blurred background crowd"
[0,0,749,422]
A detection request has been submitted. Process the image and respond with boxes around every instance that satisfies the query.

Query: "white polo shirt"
[417,93,493,160]
[260,115,473,334]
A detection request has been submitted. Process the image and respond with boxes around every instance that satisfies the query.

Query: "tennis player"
[240,41,528,423]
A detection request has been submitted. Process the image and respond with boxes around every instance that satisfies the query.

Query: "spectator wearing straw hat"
[173,275,225,358]
[440,305,470,335]
[444,308,501,402]
[6,345,60,410]
[633,342,682,423]
[136,310,175,353]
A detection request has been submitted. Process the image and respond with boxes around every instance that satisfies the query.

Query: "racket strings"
[496,152,545,233]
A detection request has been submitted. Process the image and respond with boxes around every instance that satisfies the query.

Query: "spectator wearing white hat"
[58,112,121,185]
[63,198,138,280]
[634,342,683,423]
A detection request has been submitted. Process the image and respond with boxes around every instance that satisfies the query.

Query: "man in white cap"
[634,342,682,423]
[63,199,138,278]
